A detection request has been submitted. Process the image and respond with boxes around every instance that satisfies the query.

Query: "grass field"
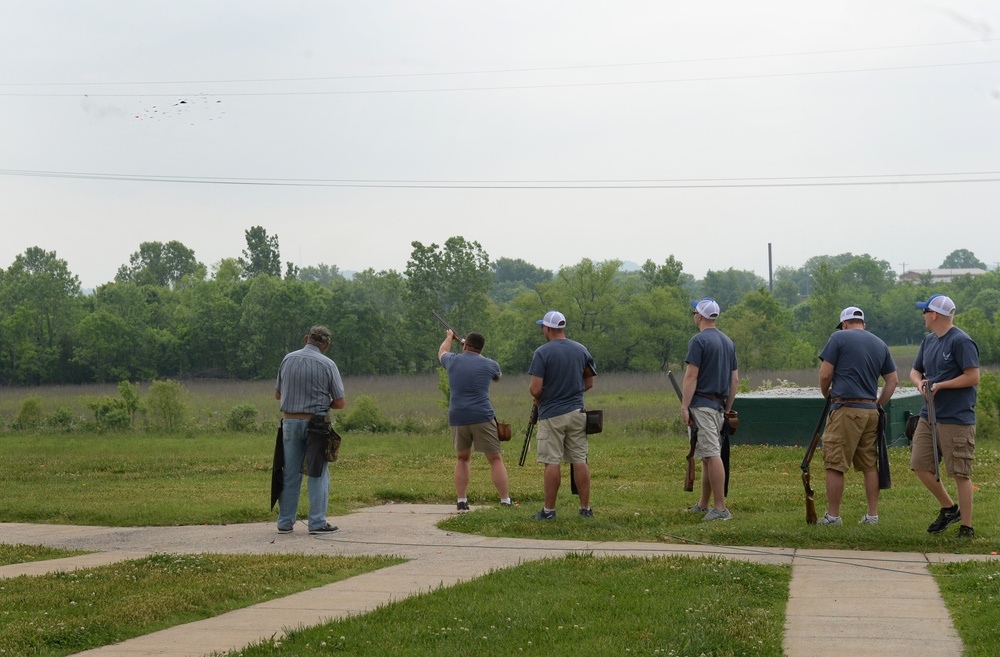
[2,366,997,657]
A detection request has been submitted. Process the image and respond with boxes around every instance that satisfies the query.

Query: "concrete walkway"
[0,504,979,657]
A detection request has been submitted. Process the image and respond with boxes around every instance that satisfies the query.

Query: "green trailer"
[732,387,923,447]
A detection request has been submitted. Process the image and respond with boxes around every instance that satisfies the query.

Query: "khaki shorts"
[821,406,879,473]
[536,409,588,465]
[909,418,975,479]
[451,420,501,454]
[691,406,722,459]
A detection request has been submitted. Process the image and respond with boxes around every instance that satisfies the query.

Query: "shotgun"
[667,371,697,492]
[876,405,891,490]
[924,381,941,483]
[431,310,465,345]
[801,396,832,524]
[518,404,538,467]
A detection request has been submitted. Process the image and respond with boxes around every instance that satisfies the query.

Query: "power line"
[3,59,999,98]
[2,168,999,189]
[2,37,996,88]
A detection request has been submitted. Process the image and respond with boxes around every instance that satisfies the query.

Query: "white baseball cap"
[916,294,956,317]
[690,298,720,319]
[536,310,567,328]
[837,306,865,328]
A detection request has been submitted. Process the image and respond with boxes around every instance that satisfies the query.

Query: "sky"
[2,1,999,289]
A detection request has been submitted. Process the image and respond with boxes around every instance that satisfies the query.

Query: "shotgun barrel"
[431,310,465,345]
[518,404,538,467]
[924,381,941,483]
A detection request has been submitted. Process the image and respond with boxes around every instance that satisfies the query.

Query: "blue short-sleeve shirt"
[913,326,979,425]
[441,351,501,426]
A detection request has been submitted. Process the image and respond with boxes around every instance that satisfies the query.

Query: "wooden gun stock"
[431,310,465,345]
[801,396,832,524]
[667,371,696,492]
[518,404,538,467]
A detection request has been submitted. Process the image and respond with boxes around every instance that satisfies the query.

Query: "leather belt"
[282,412,314,420]
[832,398,876,404]
[694,392,724,404]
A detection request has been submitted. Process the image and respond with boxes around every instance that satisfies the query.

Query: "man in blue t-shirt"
[439,329,510,512]
[528,310,597,520]
[681,298,739,521]
[815,306,898,527]
[909,294,980,539]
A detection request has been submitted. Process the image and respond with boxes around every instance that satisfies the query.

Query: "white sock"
[501,498,511,504]
[457,497,467,503]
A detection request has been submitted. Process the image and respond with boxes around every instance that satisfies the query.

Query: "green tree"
[721,290,814,370]
[115,240,204,288]
[490,257,552,304]
[405,237,492,371]
[298,263,345,286]
[804,262,844,351]
[72,310,133,382]
[700,268,766,311]
[241,226,282,278]
[0,247,83,383]
[940,249,986,270]
[639,255,684,290]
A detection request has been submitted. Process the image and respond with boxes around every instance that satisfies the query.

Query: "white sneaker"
[702,508,732,521]
[859,514,879,525]
[816,513,842,526]
[685,503,709,514]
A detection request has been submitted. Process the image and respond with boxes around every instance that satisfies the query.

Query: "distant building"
[898,268,987,283]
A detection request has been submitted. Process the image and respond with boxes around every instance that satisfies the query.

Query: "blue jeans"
[276,418,330,530]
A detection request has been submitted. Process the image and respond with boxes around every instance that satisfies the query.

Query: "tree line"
[1,229,997,385]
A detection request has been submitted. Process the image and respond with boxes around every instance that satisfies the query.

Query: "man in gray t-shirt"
[815,306,897,527]
[528,310,597,520]
[439,329,510,512]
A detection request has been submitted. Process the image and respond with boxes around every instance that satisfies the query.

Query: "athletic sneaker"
[579,507,594,518]
[859,514,879,525]
[702,508,732,522]
[957,525,976,539]
[457,501,471,513]
[276,526,294,534]
[308,524,340,534]
[500,500,513,508]
[927,505,961,534]
[685,503,709,514]
[532,508,556,521]
[816,513,842,526]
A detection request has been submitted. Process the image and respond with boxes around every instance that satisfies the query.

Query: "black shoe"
[532,508,556,520]
[579,507,594,518]
[457,501,471,512]
[277,527,294,534]
[500,500,513,508]
[308,523,340,534]
[957,525,976,539]
[927,506,961,534]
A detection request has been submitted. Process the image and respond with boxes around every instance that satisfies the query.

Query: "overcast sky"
[2,1,999,289]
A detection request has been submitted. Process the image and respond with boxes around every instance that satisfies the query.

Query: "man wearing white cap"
[528,310,597,520]
[814,307,898,526]
[681,298,739,521]
[910,294,980,539]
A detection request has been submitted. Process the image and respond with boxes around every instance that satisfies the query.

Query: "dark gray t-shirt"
[913,326,979,425]
[819,329,896,407]
[441,351,501,426]
[528,338,597,420]
[685,328,738,411]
